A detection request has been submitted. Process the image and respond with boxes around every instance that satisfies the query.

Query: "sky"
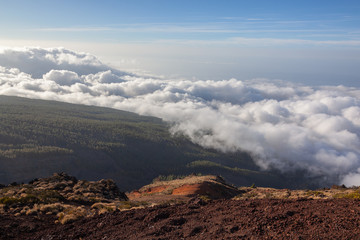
[0,1,360,186]
[0,0,360,86]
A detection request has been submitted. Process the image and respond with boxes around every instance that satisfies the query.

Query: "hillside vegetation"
[0,95,303,190]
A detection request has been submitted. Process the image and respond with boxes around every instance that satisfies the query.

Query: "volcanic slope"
[0,95,306,190]
[9,198,360,240]
[3,173,360,239]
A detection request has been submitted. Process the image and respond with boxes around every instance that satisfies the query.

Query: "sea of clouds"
[1,47,360,186]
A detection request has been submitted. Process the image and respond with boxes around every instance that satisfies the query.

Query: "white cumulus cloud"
[43,70,81,86]
[1,47,360,186]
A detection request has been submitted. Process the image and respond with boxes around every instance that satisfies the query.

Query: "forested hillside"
[0,95,305,190]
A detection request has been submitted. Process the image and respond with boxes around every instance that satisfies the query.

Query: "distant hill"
[128,174,242,204]
[0,95,311,190]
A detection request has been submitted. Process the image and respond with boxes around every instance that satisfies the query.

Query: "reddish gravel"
[2,198,360,239]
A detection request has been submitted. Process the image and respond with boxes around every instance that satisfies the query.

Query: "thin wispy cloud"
[32,25,348,34]
[246,18,265,21]
[1,1,359,51]
[27,18,360,48]
[30,26,230,34]
[153,37,360,47]
[33,27,115,32]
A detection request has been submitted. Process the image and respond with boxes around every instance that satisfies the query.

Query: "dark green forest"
[0,95,310,190]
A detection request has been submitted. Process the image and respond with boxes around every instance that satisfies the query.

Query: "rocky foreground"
[2,198,360,239]
[1,173,360,239]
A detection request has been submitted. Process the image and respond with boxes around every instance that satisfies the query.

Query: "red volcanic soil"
[172,183,202,195]
[2,198,360,239]
[127,175,243,204]
[171,182,241,199]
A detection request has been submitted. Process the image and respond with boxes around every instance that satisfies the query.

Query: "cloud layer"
[1,47,360,186]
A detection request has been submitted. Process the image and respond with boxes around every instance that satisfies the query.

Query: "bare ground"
[2,198,360,239]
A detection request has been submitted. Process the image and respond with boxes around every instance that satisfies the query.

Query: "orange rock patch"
[172,184,201,195]
[128,191,141,198]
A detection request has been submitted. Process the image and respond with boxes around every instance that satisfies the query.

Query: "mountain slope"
[2,173,360,239]
[0,95,297,190]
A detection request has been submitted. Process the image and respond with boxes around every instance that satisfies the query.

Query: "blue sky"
[1,0,360,86]
[2,0,360,42]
